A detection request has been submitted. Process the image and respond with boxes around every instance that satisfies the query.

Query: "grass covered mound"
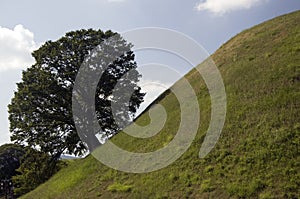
[22,11,299,199]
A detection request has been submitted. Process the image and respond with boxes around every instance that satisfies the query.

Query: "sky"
[0,0,299,145]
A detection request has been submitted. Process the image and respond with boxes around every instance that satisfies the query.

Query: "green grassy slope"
[22,11,300,199]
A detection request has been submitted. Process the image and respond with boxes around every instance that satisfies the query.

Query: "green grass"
[107,183,132,193]
[21,10,300,199]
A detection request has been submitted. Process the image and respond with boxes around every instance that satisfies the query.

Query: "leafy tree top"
[8,29,145,159]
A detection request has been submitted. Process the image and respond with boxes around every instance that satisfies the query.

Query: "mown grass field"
[21,10,299,199]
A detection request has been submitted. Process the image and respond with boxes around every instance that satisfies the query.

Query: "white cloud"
[137,79,171,115]
[0,25,39,72]
[196,0,268,15]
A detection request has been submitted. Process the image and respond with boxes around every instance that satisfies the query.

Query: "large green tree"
[8,29,145,162]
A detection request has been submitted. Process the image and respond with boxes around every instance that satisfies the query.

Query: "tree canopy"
[8,29,145,160]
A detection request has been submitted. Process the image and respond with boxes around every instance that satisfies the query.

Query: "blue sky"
[0,0,299,145]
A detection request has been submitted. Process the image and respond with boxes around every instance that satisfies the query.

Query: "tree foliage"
[0,144,25,180]
[8,29,145,160]
[12,148,61,196]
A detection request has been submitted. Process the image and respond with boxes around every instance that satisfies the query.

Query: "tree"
[12,148,61,196]
[8,29,145,164]
[0,144,25,180]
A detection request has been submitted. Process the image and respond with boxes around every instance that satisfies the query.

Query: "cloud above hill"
[196,0,268,15]
[136,79,172,115]
[0,25,39,72]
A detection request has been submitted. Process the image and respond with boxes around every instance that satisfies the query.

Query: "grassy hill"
[21,11,300,199]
